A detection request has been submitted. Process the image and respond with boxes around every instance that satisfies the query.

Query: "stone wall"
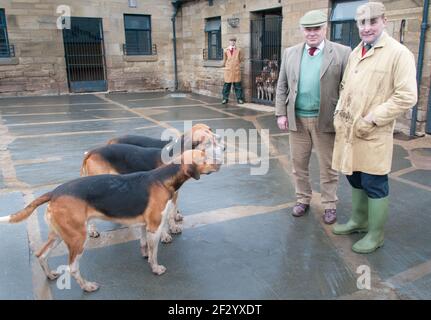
[0,0,175,96]
[178,0,430,135]
[381,0,430,134]
[177,0,286,100]
[0,0,429,134]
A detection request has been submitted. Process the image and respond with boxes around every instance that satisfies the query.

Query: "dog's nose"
[218,141,226,151]
[215,134,222,143]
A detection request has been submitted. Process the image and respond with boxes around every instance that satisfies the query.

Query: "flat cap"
[299,10,327,27]
[229,36,237,41]
[355,2,385,21]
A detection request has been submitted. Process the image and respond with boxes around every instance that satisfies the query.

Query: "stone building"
[0,0,430,134]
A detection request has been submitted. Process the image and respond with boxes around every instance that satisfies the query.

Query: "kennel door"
[250,15,282,105]
[63,17,107,93]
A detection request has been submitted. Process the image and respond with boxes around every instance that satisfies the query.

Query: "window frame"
[0,9,11,58]
[123,14,152,56]
[330,0,365,49]
[205,17,222,60]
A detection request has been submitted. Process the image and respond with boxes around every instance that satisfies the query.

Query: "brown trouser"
[289,117,338,209]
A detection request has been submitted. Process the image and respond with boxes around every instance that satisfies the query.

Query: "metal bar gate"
[250,15,282,106]
[63,17,107,93]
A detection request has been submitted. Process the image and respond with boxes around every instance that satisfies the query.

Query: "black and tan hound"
[0,150,221,292]
[81,123,224,241]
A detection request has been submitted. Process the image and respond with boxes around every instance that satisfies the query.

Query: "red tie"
[308,47,317,56]
[361,43,372,57]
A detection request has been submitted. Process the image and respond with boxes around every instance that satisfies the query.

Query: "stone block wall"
[178,0,430,135]
[0,0,429,134]
[0,0,175,96]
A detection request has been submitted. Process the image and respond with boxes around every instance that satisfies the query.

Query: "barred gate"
[63,17,107,93]
[250,16,282,105]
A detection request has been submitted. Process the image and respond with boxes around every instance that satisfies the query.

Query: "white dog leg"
[140,226,148,257]
[168,206,183,235]
[172,191,183,222]
[146,201,171,275]
[87,223,100,238]
[69,253,99,292]
[38,235,63,280]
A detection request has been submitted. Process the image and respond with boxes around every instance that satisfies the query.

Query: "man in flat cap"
[331,2,417,253]
[275,10,351,224]
[222,36,244,104]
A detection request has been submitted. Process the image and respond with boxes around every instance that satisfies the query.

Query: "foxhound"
[0,150,222,292]
[81,124,224,241]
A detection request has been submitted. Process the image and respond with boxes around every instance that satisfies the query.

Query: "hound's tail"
[80,151,91,176]
[0,192,52,224]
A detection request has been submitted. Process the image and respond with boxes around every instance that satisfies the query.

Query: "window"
[205,17,222,60]
[124,14,152,55]
[330,0,367,49]
[0,9,11,57]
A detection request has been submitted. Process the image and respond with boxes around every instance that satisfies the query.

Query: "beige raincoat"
[223,47,244,83]
[332,32,417,175]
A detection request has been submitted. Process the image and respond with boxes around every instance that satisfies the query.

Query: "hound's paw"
[82,282,100,292]
[175,211,184,222]
[161,232,173,243]
[152,265,166,275]
[140,245,148,258]
[47,271,60,281]
[88,231,100,238]
[169,224,183,234]
[88,226,100,238]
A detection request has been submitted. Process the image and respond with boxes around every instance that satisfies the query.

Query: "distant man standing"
[275,10,351,224]
[222,36,244,105]
[331,2,417,253]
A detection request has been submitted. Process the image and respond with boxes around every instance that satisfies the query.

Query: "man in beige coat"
[222,36,244,104]
[331,2,417,253]
[275,10,351,224]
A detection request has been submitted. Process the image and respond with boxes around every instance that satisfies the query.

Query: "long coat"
[275,40,351,132]
[223,47,244,83]
[332,32,417,175]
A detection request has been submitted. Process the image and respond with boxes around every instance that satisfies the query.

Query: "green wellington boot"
[352,196,389,254]
[332,187,368,235]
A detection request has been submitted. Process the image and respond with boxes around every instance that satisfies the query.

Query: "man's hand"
[363,113,376,125]
[277,116,289,131]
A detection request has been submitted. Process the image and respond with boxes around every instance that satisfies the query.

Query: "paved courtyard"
[0,92,430,300]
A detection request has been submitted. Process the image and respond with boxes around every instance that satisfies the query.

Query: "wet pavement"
[0,92,430,299]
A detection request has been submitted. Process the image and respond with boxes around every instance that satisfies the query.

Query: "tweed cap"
[299,10,327,27]
[355,2,385,21]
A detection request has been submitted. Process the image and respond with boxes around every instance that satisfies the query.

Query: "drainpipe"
[427,79,431,134]
[410,0,429,136]
[171,0,182,91]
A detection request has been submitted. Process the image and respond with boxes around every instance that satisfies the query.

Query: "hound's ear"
[180,134,191,151]
[185,164,201,180]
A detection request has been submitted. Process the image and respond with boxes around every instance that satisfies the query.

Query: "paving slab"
[0,92,430,300]
[0,192,33,300]
[399,169,431,187]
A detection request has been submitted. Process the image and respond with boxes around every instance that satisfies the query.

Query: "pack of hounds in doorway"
[255,58,279,102]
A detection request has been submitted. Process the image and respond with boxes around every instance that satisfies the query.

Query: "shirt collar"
[305,40,325,53]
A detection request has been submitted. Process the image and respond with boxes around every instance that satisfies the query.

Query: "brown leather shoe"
[292,203,309,217]
[323,209,337,224]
